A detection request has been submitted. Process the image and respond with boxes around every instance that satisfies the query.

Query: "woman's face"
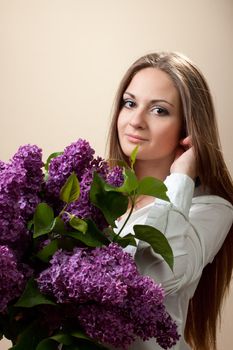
[117,67,183,166]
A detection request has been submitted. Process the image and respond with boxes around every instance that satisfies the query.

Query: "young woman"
[107,52,233,350]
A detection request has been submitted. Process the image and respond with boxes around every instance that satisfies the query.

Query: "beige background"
[0,0,232,349]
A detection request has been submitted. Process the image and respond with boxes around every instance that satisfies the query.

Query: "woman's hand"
[170,136,197,180]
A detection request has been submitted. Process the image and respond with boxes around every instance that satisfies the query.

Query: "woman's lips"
[125,134,147,143]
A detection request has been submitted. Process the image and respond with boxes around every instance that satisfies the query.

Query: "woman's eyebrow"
[123,91,174,107]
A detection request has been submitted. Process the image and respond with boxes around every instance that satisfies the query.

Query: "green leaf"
[130,146,139,169]
[90,172,128,227]
[115,168,138,193]
[50,333,73,345]
[27,219,34,230]
[66,220,109,247]
[60,172,80,204]
[36,339,58,350]
[137,177,170,201]
[36,239,59,263]
[86,220,110,244]
[33,203,54,238]
[37,332,108,350]
[133,224,174,270]
[32,333,74,350]
[69,216,88,233]
[44,152,63,171]
[66,338,108,350]
[65,231,98,246]
[115,159,129,168]
[14,278,55,308]
[71,330,91,341]
[9,321,47,350]
[0,307,25,343]
[63,344,107,350]
[51,216,66,234]
[114,233,137,248]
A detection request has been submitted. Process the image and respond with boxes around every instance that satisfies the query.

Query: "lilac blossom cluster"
[45,139,123,229]
[0,145,43,248]
[0,145,43,311]
[45,139,95,199]
[107,165,124,187]
[11,145,44,220]
[0,160,6,172]
[37,243,179,349]
[0,245,27,313]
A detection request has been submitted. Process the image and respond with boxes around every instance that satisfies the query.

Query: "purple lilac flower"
[65,157,110,230]
[0,163,29,246]
[107,166,124,187]
[124,275,180,348]
[153,308,180,349]
[37,244,136,304]
[37,243,179,349]
[0,145,43,248]
[0,162,27,196]
[12,145,43,191]
[0,160,6,172]
[0,245,27,313]
[11,145,44,219]
[90,156,109,179]
[77,304,135,349]
[45,139,95,200]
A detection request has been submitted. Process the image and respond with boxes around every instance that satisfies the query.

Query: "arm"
[135,173,233,294]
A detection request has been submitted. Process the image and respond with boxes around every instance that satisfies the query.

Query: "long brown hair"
[107,52,233,350]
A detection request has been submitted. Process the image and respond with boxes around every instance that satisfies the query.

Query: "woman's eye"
[151,107,169,116]
[122,99,136,109]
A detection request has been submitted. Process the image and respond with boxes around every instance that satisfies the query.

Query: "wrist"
[170,165,196,181]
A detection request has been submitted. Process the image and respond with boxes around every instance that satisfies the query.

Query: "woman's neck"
[134,158,173,181]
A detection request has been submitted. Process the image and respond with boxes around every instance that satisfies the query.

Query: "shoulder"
[189,194,233,265]
[191,194,233,213]
[165,173,233,215]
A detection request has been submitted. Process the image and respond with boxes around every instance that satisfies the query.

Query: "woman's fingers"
[179,135,192,148]
[171,137,196,180]
[174,146,185,161]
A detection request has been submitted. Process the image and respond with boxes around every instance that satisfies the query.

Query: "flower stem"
[115,195,136,237]
[59,204,68,217]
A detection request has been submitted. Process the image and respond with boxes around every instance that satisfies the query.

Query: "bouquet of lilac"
[0,139,180,350]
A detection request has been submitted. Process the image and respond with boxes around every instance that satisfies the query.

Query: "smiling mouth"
[125,134,147,143]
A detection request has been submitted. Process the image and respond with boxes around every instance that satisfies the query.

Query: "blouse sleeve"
[134,173,233,295]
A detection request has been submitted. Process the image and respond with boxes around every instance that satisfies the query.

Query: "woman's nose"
[129,108,146,129]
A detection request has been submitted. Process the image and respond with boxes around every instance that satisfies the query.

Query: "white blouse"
[115,173,233,350]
